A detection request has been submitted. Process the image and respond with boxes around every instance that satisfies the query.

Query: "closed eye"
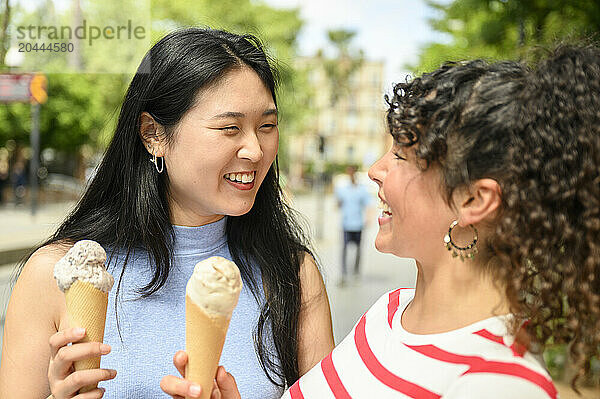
[394,152,406,160]
[218,126,240,132]
[260,123,277,130]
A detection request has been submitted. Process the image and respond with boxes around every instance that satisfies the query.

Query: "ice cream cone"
[185,295,231,399]
[184,256,242,399]
[65,279,109,393]
[53,240,114,394]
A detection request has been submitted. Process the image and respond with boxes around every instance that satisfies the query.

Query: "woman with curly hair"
[272,45,600,398]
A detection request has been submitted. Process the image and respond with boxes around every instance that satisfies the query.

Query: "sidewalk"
[0,202,76,264]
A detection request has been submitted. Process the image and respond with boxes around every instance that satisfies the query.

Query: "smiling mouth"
[378,198,392,217]
[224,171,256,184]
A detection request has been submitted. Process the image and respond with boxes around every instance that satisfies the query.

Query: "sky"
[262,0,452,90]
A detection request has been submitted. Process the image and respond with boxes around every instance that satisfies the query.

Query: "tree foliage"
[0,0,308,173]
[321,29,364,106]
[415,0,600,73]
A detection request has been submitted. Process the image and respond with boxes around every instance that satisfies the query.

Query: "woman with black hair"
[0,28,334,398]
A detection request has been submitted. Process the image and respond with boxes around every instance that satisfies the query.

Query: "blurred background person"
[335,165,372,286]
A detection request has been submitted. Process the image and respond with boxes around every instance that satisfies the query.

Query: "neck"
[402,256,509,334]
[169,197,225,227]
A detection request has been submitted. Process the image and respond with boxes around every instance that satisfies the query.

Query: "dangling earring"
[443,220,478,261]
[149,148,164,173]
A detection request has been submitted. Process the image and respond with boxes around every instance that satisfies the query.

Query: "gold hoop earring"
[443,220,478,261]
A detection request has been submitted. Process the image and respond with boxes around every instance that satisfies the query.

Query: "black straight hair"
[25,27,312,388]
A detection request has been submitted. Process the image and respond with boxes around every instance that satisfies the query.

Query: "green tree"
[0,74,124,151]
[321,29,364,106]
[415,0,600,73]
[0,0,308,174]
[0,0,130,160]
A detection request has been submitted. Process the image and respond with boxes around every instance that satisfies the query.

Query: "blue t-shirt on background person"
[335,182,372,232]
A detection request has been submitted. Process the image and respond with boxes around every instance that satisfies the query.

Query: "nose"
[368,154,386,187]
[237,132,263,162]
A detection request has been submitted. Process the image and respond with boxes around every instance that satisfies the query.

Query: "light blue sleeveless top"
[99,217,283,398]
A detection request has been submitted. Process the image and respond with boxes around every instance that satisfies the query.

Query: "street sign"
[0,73,48,215]
[0,73,47,104]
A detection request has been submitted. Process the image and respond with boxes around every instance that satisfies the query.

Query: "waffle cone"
[64,280,109,393]
[185,295,232,399]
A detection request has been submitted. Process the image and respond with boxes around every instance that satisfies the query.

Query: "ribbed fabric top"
[99,217,283,398]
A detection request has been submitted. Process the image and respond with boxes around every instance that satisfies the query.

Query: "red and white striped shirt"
[283,288,557,399]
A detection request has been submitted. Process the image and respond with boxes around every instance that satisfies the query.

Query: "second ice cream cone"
[185,256,242,399]
[64,279,109,393]
[185,295,231,399]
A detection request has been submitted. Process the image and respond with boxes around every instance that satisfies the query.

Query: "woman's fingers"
[215,367,241,399]
[160,374,202,398]
[74,387,106,398]
[173,350,188,377]
[51,369,115,398]
[48,327,115,398]
[49,327,86,357]
[51,341,111,377]
[64,368,117,390]
[210,380,221,399]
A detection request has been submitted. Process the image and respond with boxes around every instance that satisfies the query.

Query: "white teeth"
[225,172,255,183]
[378,198,392,215]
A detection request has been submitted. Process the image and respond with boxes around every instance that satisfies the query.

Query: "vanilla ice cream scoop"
[53,240,114,293]
[186,256,242,317]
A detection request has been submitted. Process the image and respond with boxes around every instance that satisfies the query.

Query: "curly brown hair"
[386,45,600,384]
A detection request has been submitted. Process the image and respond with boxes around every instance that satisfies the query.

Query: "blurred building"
[288,56,390,188]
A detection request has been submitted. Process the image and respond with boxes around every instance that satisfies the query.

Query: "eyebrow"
[211,109,278,120]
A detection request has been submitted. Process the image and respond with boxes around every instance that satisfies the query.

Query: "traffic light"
[30,74,48,104]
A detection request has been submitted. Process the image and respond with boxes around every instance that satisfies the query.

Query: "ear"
[457,178,502,227]
[139,112,166,157]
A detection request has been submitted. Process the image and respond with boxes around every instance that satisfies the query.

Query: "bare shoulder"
[13,241,72,311]
[298,251,330,313]
[10,242,73,331]
[0,242,72,395]
[299,252,324,295]
[29,241,71,264]
[18,242,71,296]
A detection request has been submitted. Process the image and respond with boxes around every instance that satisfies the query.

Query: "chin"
[224,203,255,217]
[374,236,392,254]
